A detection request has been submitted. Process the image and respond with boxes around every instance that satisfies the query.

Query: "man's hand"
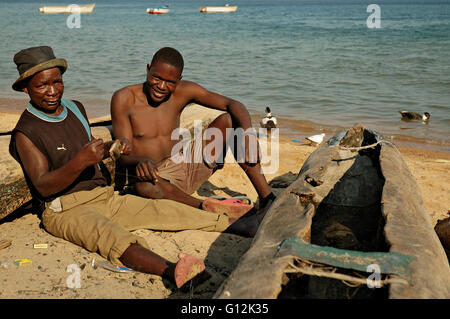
[118,137,132,155]
[136,159,160,183]
[76,138,105,168]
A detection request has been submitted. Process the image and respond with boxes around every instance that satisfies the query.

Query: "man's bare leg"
[134,114,261,209]
[208,114,275,210]
[119,243,208,288]
[239,162,273,204]
[135,113,275,212]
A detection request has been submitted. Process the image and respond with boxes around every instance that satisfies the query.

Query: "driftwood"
[214,125,450,299]
[0,239,12,250]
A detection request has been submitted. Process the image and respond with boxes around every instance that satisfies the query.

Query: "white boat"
[38,3,95,14]
[199,4,237,13]
[146,5,170,15]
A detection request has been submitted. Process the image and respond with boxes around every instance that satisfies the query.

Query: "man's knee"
[136,179,182,200]
[212,113,233,130]
[136,182,165,199]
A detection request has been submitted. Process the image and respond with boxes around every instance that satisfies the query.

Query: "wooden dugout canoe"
[199,5,237,13]
[38,3,95,14]
[214,125,450,299]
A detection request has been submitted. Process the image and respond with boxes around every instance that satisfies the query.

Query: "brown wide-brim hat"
[12,46,67,91]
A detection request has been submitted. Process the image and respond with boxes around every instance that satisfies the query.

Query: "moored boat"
[199,4,237,13]
[214,125,450,299]
[38,3,95,14]
[146,5,170,15]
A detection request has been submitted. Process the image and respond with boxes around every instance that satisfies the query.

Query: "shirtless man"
[111,47,276,214]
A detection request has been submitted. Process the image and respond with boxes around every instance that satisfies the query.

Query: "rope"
[285,258,409,288]
[338,139,395,151]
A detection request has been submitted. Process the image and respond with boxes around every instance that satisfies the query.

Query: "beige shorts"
[130,137,221,195]
[41,186,229,266]
[156,152,213,195]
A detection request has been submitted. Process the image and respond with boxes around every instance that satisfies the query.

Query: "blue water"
[0,0,449,150]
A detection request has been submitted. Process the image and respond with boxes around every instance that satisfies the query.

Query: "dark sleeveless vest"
[9,99,107,212]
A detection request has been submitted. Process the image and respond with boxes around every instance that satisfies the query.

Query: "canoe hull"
[214,125,450,299]
[38,3,95,14]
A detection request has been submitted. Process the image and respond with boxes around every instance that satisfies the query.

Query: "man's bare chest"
[129,103,181,138]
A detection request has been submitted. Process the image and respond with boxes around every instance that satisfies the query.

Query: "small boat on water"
[214,125,450,299]
[146,5,170,15]
[38,3,95,14]
[200,4,237,13]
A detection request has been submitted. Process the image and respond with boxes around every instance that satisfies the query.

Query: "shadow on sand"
[164,172,299,299]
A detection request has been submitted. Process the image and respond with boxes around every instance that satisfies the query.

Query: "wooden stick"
[0,239,12,250]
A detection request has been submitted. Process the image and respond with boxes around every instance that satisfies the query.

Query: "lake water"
[0,0,449,151]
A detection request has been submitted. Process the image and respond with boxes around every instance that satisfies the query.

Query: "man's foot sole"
[174,254,207,289]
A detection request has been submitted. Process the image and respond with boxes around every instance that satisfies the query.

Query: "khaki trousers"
[41,186,229,265]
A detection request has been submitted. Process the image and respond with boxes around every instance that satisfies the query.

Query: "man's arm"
[110,89,144,165]
[184,81,253,130]
[110,88,159,182]
[73,99,131,160]
[184,81,260,164]
[15,132,104,198]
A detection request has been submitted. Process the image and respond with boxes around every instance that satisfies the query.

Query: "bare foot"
[225,209,265,237]
[174,253,208,288]
[244,193,276,218]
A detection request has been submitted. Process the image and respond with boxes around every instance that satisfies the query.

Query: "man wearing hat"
[9,46,265,289]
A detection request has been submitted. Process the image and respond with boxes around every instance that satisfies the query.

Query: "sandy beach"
[0,106,448,299]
